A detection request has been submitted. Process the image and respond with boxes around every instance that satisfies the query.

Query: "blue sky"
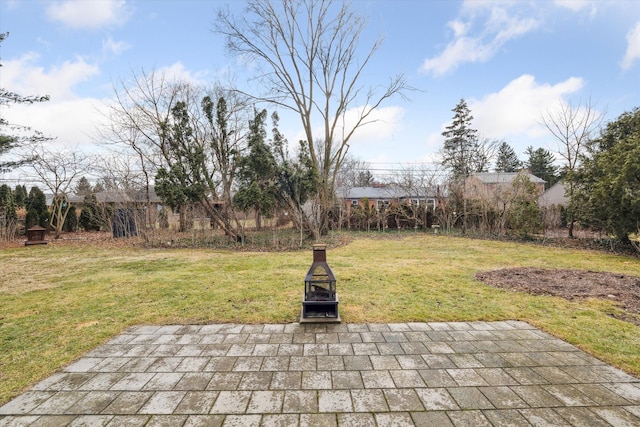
[2,0,640,181]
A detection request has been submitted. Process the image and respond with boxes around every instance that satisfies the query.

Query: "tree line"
[437,98,639,249]
[1,3,638,250]
[0,179,118,239]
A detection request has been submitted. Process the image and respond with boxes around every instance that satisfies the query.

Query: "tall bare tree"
[29,144,93,238]
[540,98,603,237]
[216,0,409,237]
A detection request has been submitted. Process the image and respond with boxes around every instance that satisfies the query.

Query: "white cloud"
[1,60,209,155]
[157,62,208,86]
[425,131,445,151]
[621,20,640,71]
[422,37,494,77]
[46,0,132,30]
[468,74,584,140]
[3,53,100,101]
[1,52,105,152]
[343,105,406,145]
[554,0,592,12]
[287,105,405,150]
[102,37,131,56]
[4,98,104,151]
[449,20,469,38]
[422,3,540,76]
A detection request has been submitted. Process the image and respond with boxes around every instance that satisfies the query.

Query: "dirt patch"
[476,268,640,325]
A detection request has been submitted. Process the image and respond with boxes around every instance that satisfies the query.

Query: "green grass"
[1,234,639,404]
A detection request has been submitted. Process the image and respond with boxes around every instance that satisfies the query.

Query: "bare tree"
[99,69,251,239]
[29,144,93,238]
[216,0,410,237]
[540,98,604,237]
[473,137,500,173]
[96,151,147,191]
[336,156,373,189]
[98,69,178,204]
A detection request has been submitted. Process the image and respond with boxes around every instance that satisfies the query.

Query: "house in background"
[538,181,569,208]
[465,172,546,200]
[66,187,165,234]
[338,184,437,217]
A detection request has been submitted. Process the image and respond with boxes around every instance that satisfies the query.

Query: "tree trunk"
[256,210,262,230]
[179,209,186,233]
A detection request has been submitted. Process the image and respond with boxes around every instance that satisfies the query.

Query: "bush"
[64,206,78,232]
[25,209,40,229]
[79,195,101,231]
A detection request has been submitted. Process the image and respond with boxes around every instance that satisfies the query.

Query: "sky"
[1,0,640,185]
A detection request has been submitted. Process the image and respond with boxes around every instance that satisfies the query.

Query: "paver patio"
[2,321,640,426]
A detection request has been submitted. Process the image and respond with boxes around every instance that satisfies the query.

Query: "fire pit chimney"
[301,244,340,323]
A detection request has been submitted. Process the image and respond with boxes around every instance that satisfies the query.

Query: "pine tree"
[495,141,521,172]
[74,177,93,196]
[441,99,478,180]
[441,99,479,233]
[524,146,558,188]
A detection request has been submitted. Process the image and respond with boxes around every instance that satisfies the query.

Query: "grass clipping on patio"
[1,234,639,404]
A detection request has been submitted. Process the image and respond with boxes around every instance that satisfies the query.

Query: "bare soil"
[476,268,640,325]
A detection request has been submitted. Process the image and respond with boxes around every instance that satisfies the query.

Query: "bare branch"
[216,0,410,235]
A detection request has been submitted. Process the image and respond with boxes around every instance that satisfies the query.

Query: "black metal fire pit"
[301,244,340,323]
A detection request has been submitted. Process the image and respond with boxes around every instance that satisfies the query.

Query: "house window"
[351,200,359,206]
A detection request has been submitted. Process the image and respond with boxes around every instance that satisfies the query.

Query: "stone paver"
[2,321,640,426]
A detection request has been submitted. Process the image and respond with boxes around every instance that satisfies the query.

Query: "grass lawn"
[1,234,639,404]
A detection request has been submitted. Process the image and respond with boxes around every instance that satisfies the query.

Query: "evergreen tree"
[25,209,39,229]
[507,172,543,238]
[74,177,93,196]
[576,107,640,245]
[92,181,105,193]
[495,141,521,172]
[79,194,101,231]
[0,184,17,236]
[26,186,49,228]
[524,146,559,188]
[441,99,478,180]
[356,170,374,187]
[271,112,318,235]
[154,101,206,232]
[441,99,481,233]
[13,184,27,208]
[233,109,277,230]
[63,206,78,232]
